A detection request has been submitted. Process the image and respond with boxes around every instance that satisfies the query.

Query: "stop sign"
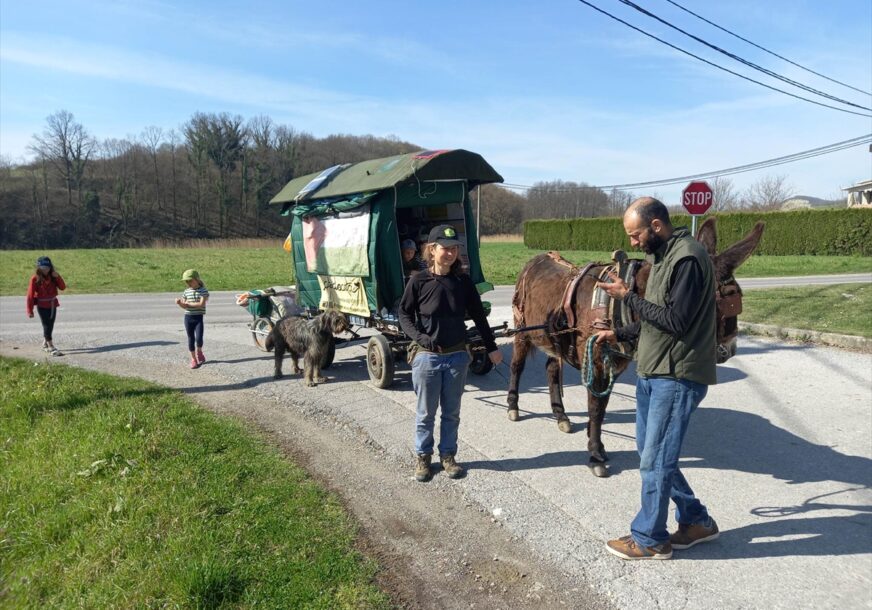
[682,181,714,215]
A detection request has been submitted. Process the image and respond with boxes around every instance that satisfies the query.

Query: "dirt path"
[3,342,602,609]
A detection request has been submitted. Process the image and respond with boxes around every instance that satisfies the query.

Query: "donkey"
[506,217,764,477]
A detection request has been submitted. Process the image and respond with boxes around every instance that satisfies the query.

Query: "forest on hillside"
[0,110,799,249]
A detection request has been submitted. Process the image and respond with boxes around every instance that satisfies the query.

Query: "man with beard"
[594,196,720,560]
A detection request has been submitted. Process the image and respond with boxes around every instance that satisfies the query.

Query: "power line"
[615,0,870,112]
[575,0,872,117]
[500,134,872,192]
[664,0,870,96]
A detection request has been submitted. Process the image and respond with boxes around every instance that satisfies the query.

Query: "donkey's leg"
[507,336,531,421]
[546,356,572,433]
[586,376,612,478]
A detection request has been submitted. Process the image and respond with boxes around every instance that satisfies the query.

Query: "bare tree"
[28,110,96,208]
[526,180,609,220]
[709,176,740,211]
[166,129,180,222]
[476,184,525,235]
[141,125,164,211]
[607,188,634,216]
[742,174,793,210]
[101,138,137,225]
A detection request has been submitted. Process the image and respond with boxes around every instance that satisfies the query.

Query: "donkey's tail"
[264,329,275,351]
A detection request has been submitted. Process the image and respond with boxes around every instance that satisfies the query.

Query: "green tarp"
[273,150,503,316]
[270,149,503,206]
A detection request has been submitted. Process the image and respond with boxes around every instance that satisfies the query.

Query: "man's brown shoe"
[440,454,465,479]
[670,518,719,550]
[415,454,432,482]
[606,535,672,560]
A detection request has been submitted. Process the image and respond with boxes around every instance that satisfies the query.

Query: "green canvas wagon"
[269,149,506,388]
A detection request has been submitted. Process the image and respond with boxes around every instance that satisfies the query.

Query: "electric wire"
[575,0,872,117]
[615,0,870,111]
[664,0,870,96]
[499,134,872,192]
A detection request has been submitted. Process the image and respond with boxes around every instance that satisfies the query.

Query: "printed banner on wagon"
[317,275,370,317]
[302,207,370,276]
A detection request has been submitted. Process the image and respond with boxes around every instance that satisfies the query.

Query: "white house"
[843,179,872,208]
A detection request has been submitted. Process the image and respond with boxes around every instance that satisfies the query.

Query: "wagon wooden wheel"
[366,335,395,388]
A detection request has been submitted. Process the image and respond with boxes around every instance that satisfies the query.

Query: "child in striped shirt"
[175,269,209,369]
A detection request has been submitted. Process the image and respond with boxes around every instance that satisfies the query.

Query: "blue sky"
[2,0,870,203]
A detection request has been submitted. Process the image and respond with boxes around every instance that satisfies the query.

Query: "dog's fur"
[265,310,348,386]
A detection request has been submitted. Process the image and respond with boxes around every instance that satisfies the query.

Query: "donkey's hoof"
[557,418,572,433]
[589,462,610,478]
[507,409,520,422]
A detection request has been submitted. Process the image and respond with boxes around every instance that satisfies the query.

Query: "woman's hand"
[27,311,34,318]
[488,349,503,365]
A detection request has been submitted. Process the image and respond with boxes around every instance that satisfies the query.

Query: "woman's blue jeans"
[411,350,470,456]
[631,376,711,548]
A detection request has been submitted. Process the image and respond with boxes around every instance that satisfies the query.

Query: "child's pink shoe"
[197,350,206,364]
[190,358,200,369]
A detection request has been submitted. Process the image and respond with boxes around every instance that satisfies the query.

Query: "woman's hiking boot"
[440,454,464,479]
[415,454,432,482]
[197,350,206,364]
[190,358,200,369]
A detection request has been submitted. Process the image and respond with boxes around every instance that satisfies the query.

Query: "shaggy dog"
[265,310,348,386]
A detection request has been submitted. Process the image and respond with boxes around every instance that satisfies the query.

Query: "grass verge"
[741,283,872,338]
[0,357,389,609]
[1,244,869,295]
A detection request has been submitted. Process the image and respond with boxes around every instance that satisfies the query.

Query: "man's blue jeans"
[631,376,711,548]
[411,350,470,456]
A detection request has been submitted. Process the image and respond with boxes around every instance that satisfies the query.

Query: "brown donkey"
[506,218,764,477]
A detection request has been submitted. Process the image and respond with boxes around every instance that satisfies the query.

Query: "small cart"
[269,149,506,388]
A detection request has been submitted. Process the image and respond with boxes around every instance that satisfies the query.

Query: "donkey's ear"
[695,217,717,257]
[714,221,765,281]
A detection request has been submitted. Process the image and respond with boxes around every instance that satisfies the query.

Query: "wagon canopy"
[270,149,503,207]
[270,149,503,316]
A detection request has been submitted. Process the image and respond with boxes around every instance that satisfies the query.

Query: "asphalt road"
[1,276,870,609]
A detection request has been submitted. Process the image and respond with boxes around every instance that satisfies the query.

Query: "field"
[2,242,870,295]
[0,357,390,608]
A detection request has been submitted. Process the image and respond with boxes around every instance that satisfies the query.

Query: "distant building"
[843,179,872,208]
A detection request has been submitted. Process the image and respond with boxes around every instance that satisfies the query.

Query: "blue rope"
[580,335,616,398]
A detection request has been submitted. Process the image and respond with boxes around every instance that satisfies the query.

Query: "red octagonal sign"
[682,181,713,215]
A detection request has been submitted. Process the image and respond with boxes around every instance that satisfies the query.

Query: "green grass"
[0,358,390,609]
[741,283,872,338]
[1,244,869,295]
[0,247,295,295]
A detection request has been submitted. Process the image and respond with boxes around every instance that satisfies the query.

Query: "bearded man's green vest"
[635,227,717,385]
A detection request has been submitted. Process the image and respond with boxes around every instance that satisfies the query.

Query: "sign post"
[682,181,714,236]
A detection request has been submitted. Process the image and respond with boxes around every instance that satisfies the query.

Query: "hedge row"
[523,208,872,256]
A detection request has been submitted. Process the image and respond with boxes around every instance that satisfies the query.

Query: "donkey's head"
[695,217,765,363]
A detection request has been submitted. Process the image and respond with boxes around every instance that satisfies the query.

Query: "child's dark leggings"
[36,306,56,341]
[184,314,204,352]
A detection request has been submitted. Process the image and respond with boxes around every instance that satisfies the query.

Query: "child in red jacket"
[26,256,66,356]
